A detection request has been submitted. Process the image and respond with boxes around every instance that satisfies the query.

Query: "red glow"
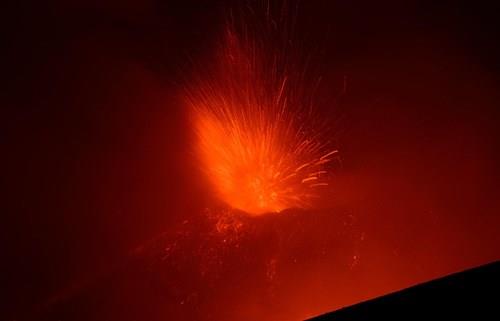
[10,3,499,321]
[186,27,336,215]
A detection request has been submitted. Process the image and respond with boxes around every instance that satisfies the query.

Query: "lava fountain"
[184,12,337,215]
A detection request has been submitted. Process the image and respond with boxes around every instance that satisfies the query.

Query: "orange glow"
[185,28,337,215]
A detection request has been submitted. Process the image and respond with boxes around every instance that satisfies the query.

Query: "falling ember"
[185,15,337,215]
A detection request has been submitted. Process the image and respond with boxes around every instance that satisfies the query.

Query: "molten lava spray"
[185,14,337,215]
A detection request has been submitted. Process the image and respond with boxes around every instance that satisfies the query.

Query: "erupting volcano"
[185,17,337,215]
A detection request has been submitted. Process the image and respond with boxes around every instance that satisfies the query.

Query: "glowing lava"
[185,25,337,215]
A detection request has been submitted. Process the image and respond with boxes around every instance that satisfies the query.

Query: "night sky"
[3,1,500,320]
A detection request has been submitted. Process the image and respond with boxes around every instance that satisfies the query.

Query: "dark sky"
[2,1,500,320]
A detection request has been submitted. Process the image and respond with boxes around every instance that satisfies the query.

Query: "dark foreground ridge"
[307,260,500,320]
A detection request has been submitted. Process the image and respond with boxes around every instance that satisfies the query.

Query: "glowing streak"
[301,177,318,183]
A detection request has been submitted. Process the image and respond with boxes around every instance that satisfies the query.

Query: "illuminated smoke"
[185,14,337,215]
